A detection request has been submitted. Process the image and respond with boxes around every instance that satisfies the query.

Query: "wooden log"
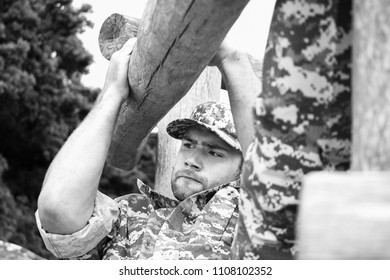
[99,14,263,91]
[298,172,390,259]
[99,14,139,60]
[98,0,250,170]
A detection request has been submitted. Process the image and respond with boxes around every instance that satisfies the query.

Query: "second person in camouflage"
[232,0,352,259]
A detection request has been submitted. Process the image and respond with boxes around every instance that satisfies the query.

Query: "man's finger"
[120,37,137,55]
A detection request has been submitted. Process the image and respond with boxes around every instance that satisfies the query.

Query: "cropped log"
[298,172,390,259]
[99,14,139,60]
[98,0,250,169]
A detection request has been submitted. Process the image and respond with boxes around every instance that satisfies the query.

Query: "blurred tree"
[0,0,157,259]
[0,0,96,259]
[0,0,96,198]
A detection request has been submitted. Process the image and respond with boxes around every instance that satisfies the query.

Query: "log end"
[98,13,140,60]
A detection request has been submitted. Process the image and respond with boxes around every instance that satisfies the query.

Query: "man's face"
[171,125,242,201]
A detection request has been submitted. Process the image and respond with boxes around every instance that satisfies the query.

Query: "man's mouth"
[179,176,201,183]
[175,171,204,185]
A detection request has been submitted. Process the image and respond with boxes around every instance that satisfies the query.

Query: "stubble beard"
[171,176,201,201]
[171,169,208,201]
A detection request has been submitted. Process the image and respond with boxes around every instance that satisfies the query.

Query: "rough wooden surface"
[298,172,390,259]
[155,68,220,198]
[99,14,139,60]
[99,14,263,91]
[352,0,390,170]
[99,0,250,169]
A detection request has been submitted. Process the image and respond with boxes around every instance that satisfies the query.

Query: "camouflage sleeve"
[232,0,352,259]
[35,191,119,259]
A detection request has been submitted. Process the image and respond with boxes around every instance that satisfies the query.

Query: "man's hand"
[208,38,261,156]
[37,39,138,235]
[209,40,237,69]
[102,38,137,103]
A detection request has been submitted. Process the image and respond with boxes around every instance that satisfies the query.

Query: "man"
[231,0,352,259]
[35,38,260,259]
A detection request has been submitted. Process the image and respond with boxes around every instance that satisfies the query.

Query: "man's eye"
[209,151,222,157]
[183,142,194,149]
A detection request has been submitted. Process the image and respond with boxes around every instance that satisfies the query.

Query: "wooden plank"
[98,0,250,170]
[298,172,390,259]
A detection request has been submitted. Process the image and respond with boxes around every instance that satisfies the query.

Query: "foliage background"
[0,0,156,259]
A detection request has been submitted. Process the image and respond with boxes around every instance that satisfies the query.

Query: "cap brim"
[166,118,241,151]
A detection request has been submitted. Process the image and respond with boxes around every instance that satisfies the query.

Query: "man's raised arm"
[211,42,262,155]
[37,39,136,235]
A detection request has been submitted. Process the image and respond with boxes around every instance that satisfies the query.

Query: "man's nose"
[184,151,202,171]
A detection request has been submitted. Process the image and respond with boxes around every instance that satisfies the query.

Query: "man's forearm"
[219,51,261,155]
[38,90,123,234]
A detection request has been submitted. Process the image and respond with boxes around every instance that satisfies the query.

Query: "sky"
[72,0,276,88]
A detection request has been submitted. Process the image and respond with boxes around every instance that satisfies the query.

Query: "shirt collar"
[137,178,241,210]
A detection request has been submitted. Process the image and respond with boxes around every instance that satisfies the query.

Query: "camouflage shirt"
[36,179,240,260]
[231,0,352,259]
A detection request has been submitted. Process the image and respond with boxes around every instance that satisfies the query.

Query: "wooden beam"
[99,15,263,92]
[298,172,390,259]
[98,0,250,170]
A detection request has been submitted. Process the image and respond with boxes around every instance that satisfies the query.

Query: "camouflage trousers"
[232,0,352,259]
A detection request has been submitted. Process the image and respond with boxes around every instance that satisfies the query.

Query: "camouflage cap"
[166,101,241,151]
